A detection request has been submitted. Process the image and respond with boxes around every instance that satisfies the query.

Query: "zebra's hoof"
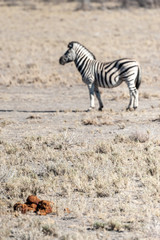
[126,107,133,112]
[98,107,103,111]
[134,107,137,110]
[86,107,94,112]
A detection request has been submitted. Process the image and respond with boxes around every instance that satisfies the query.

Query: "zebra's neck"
[74,45,94,74]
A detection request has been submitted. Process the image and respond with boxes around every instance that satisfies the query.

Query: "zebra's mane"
[69,41,96,60]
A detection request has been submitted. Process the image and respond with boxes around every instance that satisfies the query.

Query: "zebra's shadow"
[0,109,87,113]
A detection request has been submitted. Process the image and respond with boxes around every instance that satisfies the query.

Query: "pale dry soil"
[0,2,160,240]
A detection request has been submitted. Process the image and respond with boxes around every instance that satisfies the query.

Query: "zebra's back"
[94,58,140,89]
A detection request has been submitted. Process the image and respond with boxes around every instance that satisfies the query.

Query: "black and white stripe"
[59,41,141,111]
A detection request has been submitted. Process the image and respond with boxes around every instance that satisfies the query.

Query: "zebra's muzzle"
[59,56,66,65]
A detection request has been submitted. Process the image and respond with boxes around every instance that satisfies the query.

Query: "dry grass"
[140,92,160,99]
[0,119,14,128]
[0,1,160,88]
[129,130,150,143]
[1,132,160,239]
[0,1,160,239]
[82,115,114,126]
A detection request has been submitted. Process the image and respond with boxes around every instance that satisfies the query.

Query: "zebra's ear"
[68,42,73,49]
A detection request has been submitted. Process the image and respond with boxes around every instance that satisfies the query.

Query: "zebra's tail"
[135,66,141,90]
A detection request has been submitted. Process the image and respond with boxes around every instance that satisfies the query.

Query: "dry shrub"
[106,221,122,232]
[151,93,160,98]
[129,130,150,143]
[140,92,160,99]
[121,0,160,8]
[42,225,58,237]
[93,219,133,232]
[82,115,113,126]
[95,142,113,154]
[93,221,106,229]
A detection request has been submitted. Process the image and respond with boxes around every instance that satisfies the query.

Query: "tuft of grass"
[82,115,113,126]
[42,225,58,237]
[107,220,122,232]
[93,220,133,232]
[93,221,106,229]
[140,92,160,99]
[95,142,112,154]
[129,130,150,143]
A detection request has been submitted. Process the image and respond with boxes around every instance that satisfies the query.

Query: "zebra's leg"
[126,88,134,110]
[127,83,139,110]
[87,83,95,111]
[133,89,138,110]
[127,88,137,111]
[94,86,104,111]
[126,77,138,110]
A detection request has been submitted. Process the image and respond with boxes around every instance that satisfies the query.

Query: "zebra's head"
[59,42,76,65]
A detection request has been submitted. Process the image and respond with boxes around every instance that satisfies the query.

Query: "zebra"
[59,41,141,111]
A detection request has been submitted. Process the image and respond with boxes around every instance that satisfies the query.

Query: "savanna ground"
[0,1,160,239]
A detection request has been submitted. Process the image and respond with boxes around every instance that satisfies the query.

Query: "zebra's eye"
[68,43,73,49]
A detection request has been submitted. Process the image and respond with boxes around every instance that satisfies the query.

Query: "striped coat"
[59,42,141,111]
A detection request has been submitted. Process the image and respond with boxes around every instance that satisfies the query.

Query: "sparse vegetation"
[0,1,160,239]
[129,130,150,143]
[82,115,113,126]
[42,225,58,237]
[1,133,160,238]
